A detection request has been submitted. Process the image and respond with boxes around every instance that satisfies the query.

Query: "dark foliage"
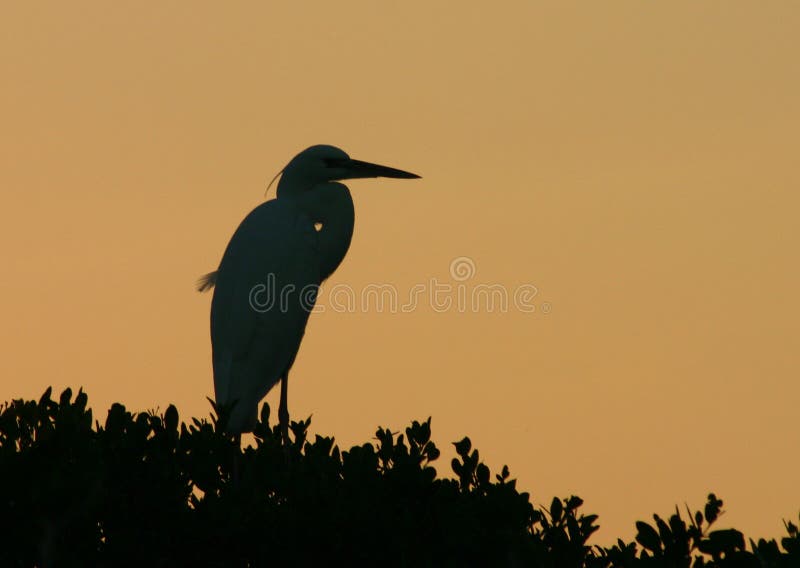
[0,388,797,567]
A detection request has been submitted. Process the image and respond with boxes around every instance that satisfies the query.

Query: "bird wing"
[210,199,321,431]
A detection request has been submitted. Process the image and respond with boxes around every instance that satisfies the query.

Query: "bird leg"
[279,373,290,445]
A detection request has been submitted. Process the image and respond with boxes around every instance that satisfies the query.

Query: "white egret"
[199,145,420,440]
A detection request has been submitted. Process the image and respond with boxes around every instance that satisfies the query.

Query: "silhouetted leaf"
[59,387,72,406]
[38,386,53,406]
[636,521,662,554]
[551,497,563,523]
[164,405,179,432]
[453,437,471,457]
[705,493,723,524]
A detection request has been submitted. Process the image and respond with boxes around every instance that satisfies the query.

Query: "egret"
[198,145,420,440]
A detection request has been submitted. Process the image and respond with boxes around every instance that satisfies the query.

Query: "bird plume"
[196,271,218,292]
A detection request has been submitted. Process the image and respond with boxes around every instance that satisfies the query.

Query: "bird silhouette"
[199,145,420,440]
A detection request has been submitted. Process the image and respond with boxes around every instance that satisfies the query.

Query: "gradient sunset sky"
[2,2,798,542]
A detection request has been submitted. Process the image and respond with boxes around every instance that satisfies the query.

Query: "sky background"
[2,1,798,542]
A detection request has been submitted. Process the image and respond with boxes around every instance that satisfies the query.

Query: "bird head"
[276,145,419,199]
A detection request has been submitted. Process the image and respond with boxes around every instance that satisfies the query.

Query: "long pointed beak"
[339,158,420,180]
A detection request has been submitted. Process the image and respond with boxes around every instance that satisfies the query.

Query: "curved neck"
[300,183,355,281]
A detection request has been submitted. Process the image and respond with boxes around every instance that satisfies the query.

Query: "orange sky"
[2,1,798,542]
